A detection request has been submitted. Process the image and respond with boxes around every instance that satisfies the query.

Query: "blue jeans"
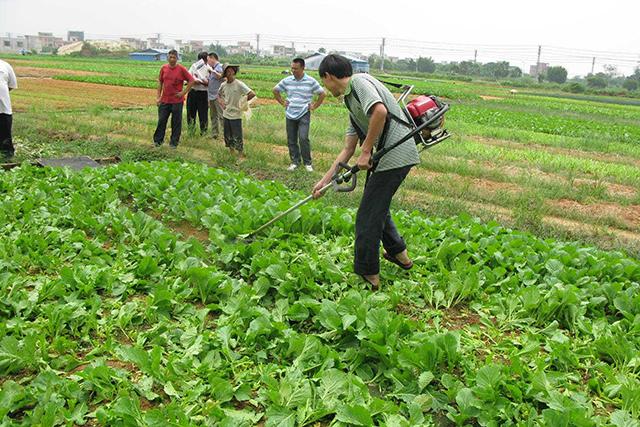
[286,111,311,166]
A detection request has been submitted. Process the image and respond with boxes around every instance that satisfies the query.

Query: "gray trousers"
[286,111,312,166]
[209,98,224,138]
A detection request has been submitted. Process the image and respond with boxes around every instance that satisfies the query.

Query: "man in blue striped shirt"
[273,58,326,172]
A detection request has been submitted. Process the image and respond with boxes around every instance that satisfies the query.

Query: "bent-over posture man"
[312,54,417,289]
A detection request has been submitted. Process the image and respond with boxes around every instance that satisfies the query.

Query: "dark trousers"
[0,114,13,160]
[286,112,312,166]
[223,118,243,152]
[153,103,183,147]
[186,90,208,135]
[354,165,412,276]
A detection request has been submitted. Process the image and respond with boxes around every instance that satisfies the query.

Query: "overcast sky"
[1,0,639,76]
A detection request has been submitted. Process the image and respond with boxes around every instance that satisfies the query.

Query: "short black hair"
[318,54,352,79]
[198,51,208,61]
[168,49,178,57]
[208,52,219,60]
[292,57,305,68]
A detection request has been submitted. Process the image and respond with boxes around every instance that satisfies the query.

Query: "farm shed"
[129,48,176,62]
[304,52,370,73]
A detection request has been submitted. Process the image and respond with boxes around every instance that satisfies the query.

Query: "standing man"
[218,65,256,157]
[273,57,325,172]
[153,49,195,148]
[0,59,17,160]
[187,51,211,135]
[312,55,418,289]
[207,52,224,140]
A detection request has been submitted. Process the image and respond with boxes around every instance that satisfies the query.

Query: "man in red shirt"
[153,49,195,148]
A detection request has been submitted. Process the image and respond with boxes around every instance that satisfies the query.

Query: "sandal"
[359,275,379,291]
[382,252,413,270]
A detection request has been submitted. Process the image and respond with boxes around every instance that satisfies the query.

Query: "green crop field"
[1,54,639,426]
[1,162,639,426]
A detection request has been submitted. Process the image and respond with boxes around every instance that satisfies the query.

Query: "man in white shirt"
[187,52,212,135]
[0,59,17,160]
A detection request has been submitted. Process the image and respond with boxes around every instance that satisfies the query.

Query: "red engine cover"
[407,96,438,119]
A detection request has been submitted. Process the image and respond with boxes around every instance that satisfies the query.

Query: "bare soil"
[475,136,640,170]
[11,79,155,111]
[549,199,640,229]
[14,66,108,78]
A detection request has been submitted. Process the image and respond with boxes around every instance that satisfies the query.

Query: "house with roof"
[129,48,176,62]
[304,52,370,73]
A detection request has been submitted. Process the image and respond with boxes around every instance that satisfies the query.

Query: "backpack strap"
[345,92,391,155]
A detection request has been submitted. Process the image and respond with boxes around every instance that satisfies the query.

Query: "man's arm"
[156,73,163,105]
[310,91,326,111]
[312,134,359,199]
[8,66,17,91]
[211,68,223,79]
[179,80,196,98]
[178,68,196,97]
[247,90,256,101]
[356,102,386,170]
[218,86,226,109]
[273,87,288,107]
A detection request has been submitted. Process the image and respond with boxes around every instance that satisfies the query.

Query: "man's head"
[208,52,219,65]
[291,57,305,79]
[167,49,179,66]
[197,51,208,62]
[318,54,352,96]
[223,65,239,81]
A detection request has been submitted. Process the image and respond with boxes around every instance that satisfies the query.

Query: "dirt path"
[11,79,156,111]
[14,66,109,78]
[462,157,638,200]
[400,189,640,248]
[473,135,640,169]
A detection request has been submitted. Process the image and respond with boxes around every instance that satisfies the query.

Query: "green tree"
[546,66,568,84]
[368,54,381,70]
[567,82,586,93]
[417,57,436,73]
[622,78,638,91]
[586,74,607,88]
[318,47,326,53]
[509,66,523,78]
[207,43,228,57]
[481,61,510,79]
[79,42,98,57]
[457,60,481,76]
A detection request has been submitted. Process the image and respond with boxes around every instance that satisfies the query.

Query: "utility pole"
[591,57,596,75]
[380,37,386,72]
[536,45,541,76]
[474,49,478,63]
[291,41,295,53]
[256,34,260,57]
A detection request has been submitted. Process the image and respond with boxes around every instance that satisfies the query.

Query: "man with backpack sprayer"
[312,54,417,290]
